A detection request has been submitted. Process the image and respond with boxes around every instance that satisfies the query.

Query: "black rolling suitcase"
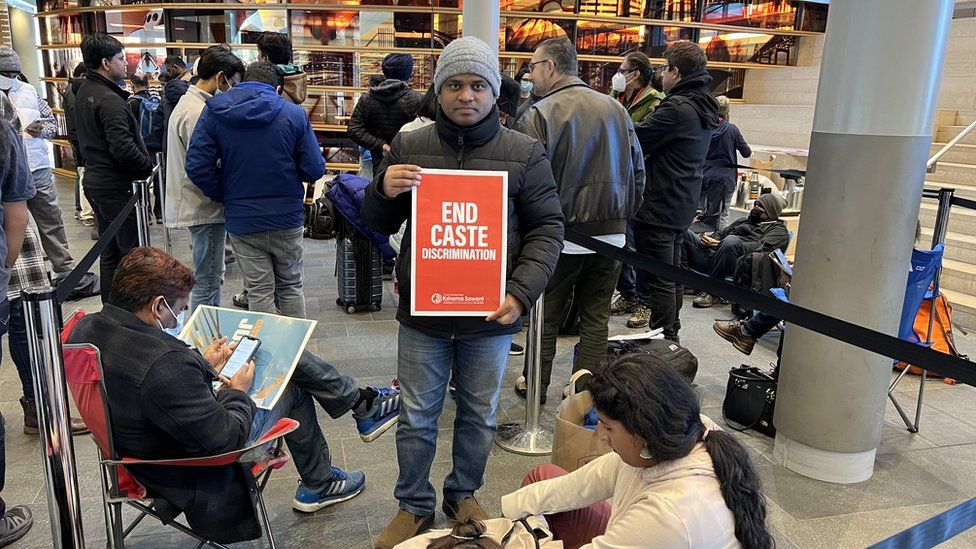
[335,214,383,314]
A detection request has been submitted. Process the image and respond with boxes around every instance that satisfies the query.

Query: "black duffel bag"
[605,338,698,384]
[723,366,777,437]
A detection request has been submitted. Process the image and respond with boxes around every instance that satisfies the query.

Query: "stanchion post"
[24,286,86,548]
[132,177,151,247]
[155,152,172,256]
[495,294,552,455]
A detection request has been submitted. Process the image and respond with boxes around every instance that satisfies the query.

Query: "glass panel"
[501,0,574,14]
[298,51,357,87]
[578,59,618,93]
[393,12,433,48]
[701,0,798,31]
[645,0,698,21]
[167,10,229,44]
[43,48,85,80]
[798,1,827,32]
[290,10,362,47]
[304,90,359,126]
[230,10,288,45]
[576,21,643,56]
[37,0,74,11]
[432,13,461,48]
[698,29,795,64]
[42,14,85,45]
[579,0,646,18]
[644,26,694,58]
[708,67,745,98]
[503,16,575,53]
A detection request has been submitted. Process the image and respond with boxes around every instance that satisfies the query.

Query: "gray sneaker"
[627,304,650,329]
[610,295,637,316]
[0,506,32,547]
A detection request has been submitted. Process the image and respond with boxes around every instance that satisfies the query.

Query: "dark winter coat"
[715,217,790,254]
[67,304,260,544]
[361,107,565,339]
[517,76,645,236]
[325,173,396,260]
[157,78,190,154]
[185,81,325,236]
[347,79,423,167]
[634,70,719,230]
[704,118,751,193]
[74,70,153,190]
[63,77,83,165]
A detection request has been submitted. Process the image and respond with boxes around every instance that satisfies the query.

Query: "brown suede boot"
[374,510,434,549]
[442,497,490,522]
[20,397,90,436]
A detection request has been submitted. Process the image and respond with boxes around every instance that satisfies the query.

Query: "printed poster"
[411,169,509,316]
[179,306,317,410]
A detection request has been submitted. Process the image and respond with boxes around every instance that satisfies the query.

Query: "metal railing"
[927,118,976,173]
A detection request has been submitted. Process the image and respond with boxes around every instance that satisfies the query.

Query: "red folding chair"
[60,309,298,548]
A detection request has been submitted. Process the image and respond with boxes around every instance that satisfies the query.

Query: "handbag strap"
[501,518,541,549]
[722,368,775,432]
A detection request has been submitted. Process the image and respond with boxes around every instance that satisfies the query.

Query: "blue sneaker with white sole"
[355,387,401,442]
[292,467,365,513]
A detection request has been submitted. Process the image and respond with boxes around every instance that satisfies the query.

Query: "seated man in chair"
[67,247,401,544]
[684,193,789,308]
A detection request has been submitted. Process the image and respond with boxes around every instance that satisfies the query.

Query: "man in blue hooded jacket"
[186,61,325,318]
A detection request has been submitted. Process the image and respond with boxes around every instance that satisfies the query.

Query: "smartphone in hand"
[221,336,261,379]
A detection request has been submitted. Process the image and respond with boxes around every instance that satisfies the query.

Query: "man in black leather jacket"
[633,41,719,342]
[361,36,563,548]
[516,37,645,399]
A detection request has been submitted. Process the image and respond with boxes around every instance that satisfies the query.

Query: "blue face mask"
[156,297,185,337]
[520,80,533,94]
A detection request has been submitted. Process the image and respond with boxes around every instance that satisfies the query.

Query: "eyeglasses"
[527,59,552,71]
[617,68,638,75]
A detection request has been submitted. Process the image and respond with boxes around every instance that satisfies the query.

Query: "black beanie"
[382,53,414,81]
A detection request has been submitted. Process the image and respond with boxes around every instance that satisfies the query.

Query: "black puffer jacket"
[63,77,83,165]
[75,71,153,190]
[517,76,644,236]
[347,79,423,166]
[634,70,719,230]
[361,107,565,339]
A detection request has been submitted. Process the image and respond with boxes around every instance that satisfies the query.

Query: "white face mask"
[155,297,185,337]
[611,71,629,93]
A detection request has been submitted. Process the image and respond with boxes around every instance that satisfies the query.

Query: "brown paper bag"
[552,371,611,472]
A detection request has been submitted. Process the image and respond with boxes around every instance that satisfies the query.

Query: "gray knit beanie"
[434,37,500,97]
[0,46,21,74]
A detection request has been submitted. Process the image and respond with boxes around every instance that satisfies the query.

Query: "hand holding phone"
[220,336,260,380]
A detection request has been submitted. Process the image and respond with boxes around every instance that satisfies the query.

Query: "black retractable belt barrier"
[54,193,140,305]
[565,230,976,387]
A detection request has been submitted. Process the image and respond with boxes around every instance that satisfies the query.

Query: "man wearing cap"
[361,36,564,548]
[347,53,424,168]
[684,192,789,308]
[0,47,79,283]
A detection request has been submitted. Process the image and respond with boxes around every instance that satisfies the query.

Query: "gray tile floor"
[4,176,976,548]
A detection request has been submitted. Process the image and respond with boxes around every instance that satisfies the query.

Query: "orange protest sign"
[410,169,509,316]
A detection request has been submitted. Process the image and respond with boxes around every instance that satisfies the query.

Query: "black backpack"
[305,196,336,239]
[605,338,699,384]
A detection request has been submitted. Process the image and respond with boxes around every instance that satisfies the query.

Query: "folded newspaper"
[179,306,317,410]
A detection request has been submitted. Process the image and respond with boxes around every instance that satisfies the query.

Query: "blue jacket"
[325,174,395,260]
[185,81,325,235]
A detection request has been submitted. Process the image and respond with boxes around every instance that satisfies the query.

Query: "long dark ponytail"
[589,354,774,549]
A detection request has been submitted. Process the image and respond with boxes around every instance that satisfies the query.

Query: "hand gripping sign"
[411,169,509,316]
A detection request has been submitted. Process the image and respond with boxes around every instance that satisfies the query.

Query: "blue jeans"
[394,325,513,516]
[188,223,227,313]
[247,350,360,486]
[8,299,35,399]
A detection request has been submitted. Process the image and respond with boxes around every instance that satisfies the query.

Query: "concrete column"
[772,0,953,484]
[461,1,500,57]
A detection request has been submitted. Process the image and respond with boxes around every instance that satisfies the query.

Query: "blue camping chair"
[888,243,944,433]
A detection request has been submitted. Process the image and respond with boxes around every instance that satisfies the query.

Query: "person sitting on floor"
[501,353,774,549]
[686,192,789,308]
[66,247,402,544]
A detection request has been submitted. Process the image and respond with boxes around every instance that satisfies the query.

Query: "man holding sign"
[362,37,564,549]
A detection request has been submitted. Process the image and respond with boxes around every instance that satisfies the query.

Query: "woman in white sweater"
[501,354,773,549]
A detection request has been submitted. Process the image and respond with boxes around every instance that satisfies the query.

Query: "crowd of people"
[0,27,781,548]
